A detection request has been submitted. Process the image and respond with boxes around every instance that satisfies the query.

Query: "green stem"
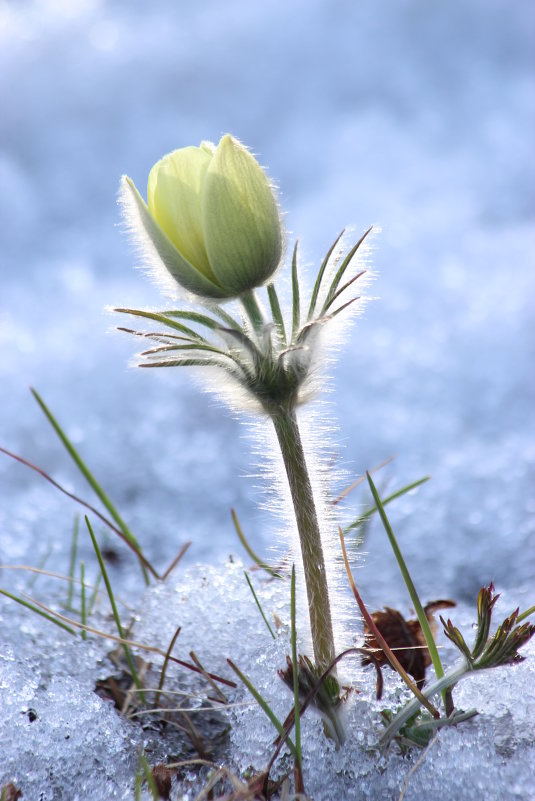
[271,407,336,674]
[240,289,265,334]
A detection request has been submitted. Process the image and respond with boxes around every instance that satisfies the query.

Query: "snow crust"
[2,561,534,799]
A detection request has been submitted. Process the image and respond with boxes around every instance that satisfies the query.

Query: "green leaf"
[267,283,287,345]
[159,309,225,330]
[322,270,365,313]
[307,230,345,320]
[209,303,243,331]
[114,308,209,343]
[320,226,372,315]
[139,356,237,369]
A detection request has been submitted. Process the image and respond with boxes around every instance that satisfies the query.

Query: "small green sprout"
[441,582,535,670]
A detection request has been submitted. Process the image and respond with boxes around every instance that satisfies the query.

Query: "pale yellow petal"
[202,135,282,295]
[147,146,217,283]
[121,176,228,299]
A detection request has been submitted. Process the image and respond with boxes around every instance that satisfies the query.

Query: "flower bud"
[120,135,283,300]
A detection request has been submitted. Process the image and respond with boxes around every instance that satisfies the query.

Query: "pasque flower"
[120,134,282,300]
[118,135,372,696]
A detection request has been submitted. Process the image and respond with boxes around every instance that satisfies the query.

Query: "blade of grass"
[30,389,150,585]
[366,472,445,684]
[87,571,102,615]
[0,564,129,610]
[244,571,275,639]
[85,516,145,703]
[0,588,76,635]
[290,565,302,768]
[0,446,159,580]
[231,509,282,578]
[338,527,439,718]
[27,545,53,588]
[80,561,87,641]
[291,240,300,342]
[332,456,394,506]
[343,476,431,534]
[227,659,298,760]
[153,625,181,709]
[189,651,228,704]
[137,753,159,800]
[160,541,192,581]
[66,515,79,609]
[5,589,236,692]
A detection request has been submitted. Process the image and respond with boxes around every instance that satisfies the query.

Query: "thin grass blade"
[85,516,145,702]
[80,561,87,640]
[87,571,102,615]
[0,588,76,635]
[366,472,444,682]
[244,571,275,639]
[227,659,298,759]
[154,625,182,709]
[343,476,431,534]
[66,515,79,610]
[231,509,282,578]
[137,753,160,800]
[30,389,150,585]
[291,240,300,342]
[338,528,439,718]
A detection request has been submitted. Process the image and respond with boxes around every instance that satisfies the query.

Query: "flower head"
[120,135,282,301]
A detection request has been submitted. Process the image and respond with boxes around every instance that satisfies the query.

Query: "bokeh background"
[1,0,534,605]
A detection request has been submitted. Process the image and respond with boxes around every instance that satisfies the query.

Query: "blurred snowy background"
[1,0,534,605]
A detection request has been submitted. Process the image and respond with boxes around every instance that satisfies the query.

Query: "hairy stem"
[271,407,336,674]
[240,289,265,334]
